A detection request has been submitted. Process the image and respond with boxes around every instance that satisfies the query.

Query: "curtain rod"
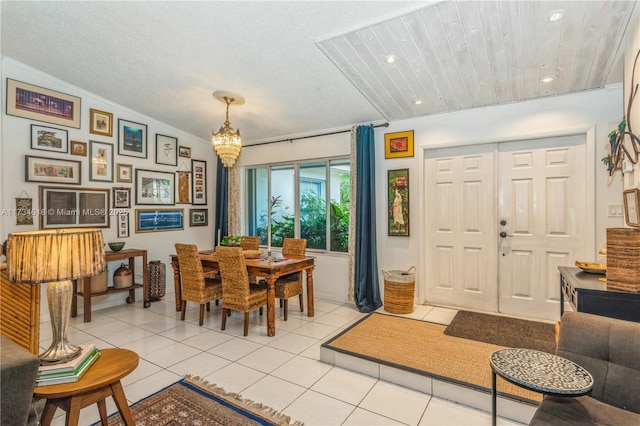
[247,122,389,147]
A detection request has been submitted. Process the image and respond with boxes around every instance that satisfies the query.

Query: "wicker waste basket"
[383,266,415,314]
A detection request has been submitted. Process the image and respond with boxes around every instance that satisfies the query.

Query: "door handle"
[499,231,513,238]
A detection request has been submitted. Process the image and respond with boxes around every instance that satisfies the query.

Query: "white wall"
[622,6,640,190]
[241,88,624,308]
[1,57,217,321]
[2,57,627,316]
[377,87,624,305]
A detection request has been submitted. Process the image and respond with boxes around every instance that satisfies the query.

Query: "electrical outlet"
[608,204,624,217]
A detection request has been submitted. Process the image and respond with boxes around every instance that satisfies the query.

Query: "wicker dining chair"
[275,238,306,320]
[240,235,262,285]
[240,236,261,251]
[175,243,222,326]
[216,246,268,336]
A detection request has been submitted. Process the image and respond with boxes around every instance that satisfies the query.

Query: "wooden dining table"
[169,251,315,336]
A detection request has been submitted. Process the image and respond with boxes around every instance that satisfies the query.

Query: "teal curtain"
[214,157,228,244]
[354,125,382,312]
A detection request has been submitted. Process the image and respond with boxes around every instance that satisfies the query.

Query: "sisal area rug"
[104,375,303,425]
[323,312,545,404]
[444,310,557,354]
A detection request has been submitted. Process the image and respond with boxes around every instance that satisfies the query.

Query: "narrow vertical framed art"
[191,159,207,205]
[117,213,130,238]
[388,169,409,236]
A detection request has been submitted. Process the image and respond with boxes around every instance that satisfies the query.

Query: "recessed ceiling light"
[386,54,397,64]
[542,75,555,83]
[414,100,423,105]
[546,9,564,22]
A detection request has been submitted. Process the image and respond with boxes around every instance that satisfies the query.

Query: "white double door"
[424,135,588,321]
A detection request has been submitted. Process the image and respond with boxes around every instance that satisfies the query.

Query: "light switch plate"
[608,203,624,217]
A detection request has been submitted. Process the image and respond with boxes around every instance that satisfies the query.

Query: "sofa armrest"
[1,334,40,426]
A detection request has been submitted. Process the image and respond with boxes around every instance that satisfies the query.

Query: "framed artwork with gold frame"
[388,169,409,236]
[623,188,640,227]
[385,130,414,159]
[89,108,113,137]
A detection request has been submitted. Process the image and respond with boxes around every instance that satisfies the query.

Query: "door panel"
[425,144,497,311]
[498,136,587,320]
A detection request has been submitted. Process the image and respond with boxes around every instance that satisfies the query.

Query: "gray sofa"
[0,334,39,426]
[529,312,640,425]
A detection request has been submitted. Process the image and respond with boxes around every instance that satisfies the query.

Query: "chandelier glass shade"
[212,94,242,168]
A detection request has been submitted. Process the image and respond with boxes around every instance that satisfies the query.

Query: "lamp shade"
[7,228,106,284]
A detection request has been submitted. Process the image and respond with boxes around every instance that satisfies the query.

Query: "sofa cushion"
[529,395,640,426]
[0,334,40,426]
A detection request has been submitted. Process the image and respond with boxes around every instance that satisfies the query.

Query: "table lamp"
[6,228,105,364]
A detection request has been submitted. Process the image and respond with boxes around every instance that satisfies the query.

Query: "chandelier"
[211,91,244,168]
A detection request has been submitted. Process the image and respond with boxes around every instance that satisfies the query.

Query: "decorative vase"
[113,263,133,289]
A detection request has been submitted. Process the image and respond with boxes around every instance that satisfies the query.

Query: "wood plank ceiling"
[317,0,637,121]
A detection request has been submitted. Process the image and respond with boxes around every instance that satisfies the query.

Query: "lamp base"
[39,280,82,365]
[39,340,82,365]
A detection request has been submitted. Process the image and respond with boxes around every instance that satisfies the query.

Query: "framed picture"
[116,163,133,183]
[135,208,184,233]
[189,209,208,226]
[89,108,113,137]
[118,118,147,158]
[388,169,409,236]
[385,130,414,159]
[179,146,191,158]
[25,155,81,185]
[89,140,114,182]
[177,170,191,204]
[135,169,175,205]
[113,187,131,209]
[623,188,640,228]
[6,78,81,128]
[39,186,110,229]
[15,196,33,226]
[70,141,87,156]
[191,159,207,205]
[155,134,178,166]
[30,124,68,153]
[117,213,129,238]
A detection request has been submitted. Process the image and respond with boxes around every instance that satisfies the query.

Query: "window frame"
[244,155,349,253]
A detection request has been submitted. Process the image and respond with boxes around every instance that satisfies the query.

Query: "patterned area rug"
[444,310,557,354]
[105,376,303,425]
[323,312,544,404]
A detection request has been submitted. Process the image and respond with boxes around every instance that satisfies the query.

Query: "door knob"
[499,220,507,226]
[499,231,513,238]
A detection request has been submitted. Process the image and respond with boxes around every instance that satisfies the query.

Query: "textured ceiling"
[1,1,637,145]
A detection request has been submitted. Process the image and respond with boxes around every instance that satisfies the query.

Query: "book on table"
[36,344,101,386]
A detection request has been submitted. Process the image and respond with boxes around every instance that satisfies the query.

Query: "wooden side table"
[72,248,149,322]
[34,348,139,426]
[490,348,593,426]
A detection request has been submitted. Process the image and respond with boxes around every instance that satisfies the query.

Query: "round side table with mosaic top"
[489,348,594,426]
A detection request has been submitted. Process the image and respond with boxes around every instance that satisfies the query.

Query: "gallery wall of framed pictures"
[5,73,213,242]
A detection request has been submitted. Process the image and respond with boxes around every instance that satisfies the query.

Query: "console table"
[72,249,149,322]
[559,266,640,323]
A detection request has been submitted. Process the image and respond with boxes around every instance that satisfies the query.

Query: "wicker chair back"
[240,236,261,251]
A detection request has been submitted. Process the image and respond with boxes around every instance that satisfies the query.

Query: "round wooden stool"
[34,348,139,426]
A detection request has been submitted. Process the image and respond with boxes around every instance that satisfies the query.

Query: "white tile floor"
[38,295,533,425]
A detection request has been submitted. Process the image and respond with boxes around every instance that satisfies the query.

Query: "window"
[245,158,350,252]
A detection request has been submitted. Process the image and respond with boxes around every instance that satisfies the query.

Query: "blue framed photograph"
[135,208,184,233]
